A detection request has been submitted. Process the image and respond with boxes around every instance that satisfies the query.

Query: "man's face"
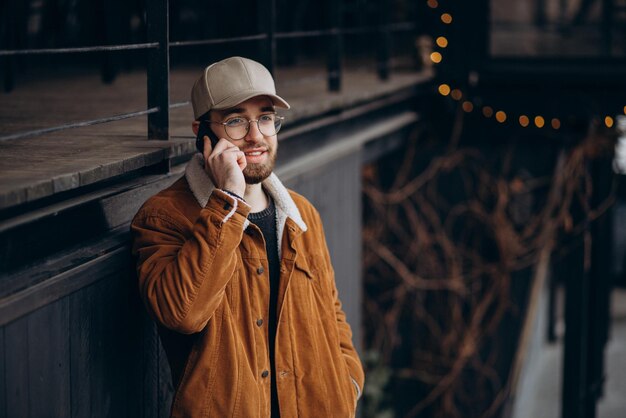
[210,96,278,184]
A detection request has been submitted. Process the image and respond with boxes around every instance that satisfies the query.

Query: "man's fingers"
[212,138,235,154]
[202,136,212,159]
[235,150,247,170]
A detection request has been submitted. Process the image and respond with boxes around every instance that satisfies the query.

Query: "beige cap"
[191,56,290,120]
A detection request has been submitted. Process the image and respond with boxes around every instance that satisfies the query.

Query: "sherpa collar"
[185,154,308,249]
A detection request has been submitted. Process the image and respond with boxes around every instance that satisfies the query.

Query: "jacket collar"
[185,153,308,239]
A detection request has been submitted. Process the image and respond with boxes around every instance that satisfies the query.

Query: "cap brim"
[212,90,290,111]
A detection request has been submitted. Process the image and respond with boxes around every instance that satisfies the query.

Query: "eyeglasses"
[207,114,284,140]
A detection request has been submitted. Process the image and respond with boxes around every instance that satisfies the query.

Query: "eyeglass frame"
[204,114,285,141]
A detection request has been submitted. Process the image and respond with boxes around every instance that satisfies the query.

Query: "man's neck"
[244,182,269,213]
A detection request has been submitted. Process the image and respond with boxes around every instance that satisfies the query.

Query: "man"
[131,56,364,417]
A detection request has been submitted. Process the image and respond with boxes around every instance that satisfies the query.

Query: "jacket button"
[261,370,269,378]
[256,318,263,327]
[257,266,264,274]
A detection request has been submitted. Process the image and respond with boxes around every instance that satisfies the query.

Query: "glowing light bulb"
[436,37,448,48]
[462,101,474,112]
[438,84,451,96]
[605,116,614,128]
[430,52,443,63]
[551,118,561,129]
[427,0,439,9]
[482,106,493,118]
[519,115,530,127]
[441,13,453,24]
[451,89,462,100]
[534,116,545,128]
[495,111,507,123]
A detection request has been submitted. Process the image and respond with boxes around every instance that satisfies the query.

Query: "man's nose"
[244,120,264,142]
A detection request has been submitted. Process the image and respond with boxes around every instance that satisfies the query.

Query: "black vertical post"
[97,0,120,84]
[547,274,558,343]
[258,0,276,75]
[2,0,21,92]
[601,0,612,56]
[562,235,590,418]
[327,0,342,91]
[534,0,546,27]
[377,0,390,81]
[146,0,170,140]
[558,0,567,26]
[584,144,615,417]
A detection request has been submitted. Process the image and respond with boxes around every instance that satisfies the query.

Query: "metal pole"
[2,0,20,92]
[584,146,615,417]
[602,0,612,56]
[146,0,170,140]
[534,0,547,27]
[328,0,342,91]
[258,0,276,75]
[562,235,589,418]
[377,0,390,80]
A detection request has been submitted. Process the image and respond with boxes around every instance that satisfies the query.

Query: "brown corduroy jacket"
[131,154,364,418]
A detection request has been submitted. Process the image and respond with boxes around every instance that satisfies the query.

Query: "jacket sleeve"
[131,189,251,334]
[314,210,365,400]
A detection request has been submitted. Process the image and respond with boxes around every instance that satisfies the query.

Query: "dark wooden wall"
[0,102,418,417]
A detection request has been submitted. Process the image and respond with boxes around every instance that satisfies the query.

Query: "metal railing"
[0,0,416,143]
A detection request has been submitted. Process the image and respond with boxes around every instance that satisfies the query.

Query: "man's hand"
[203,136,247,197]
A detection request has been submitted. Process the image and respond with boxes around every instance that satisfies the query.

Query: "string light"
[438,84,451,96]
[519,115,530,127]
[441,13,453,24]
[534,116,545,128]
[430,52,443,63]
[436,37,448,48]
[462,101,474,112]
[451,89,462,100]
[427,8,624,129]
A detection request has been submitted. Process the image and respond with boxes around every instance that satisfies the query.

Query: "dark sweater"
[248,197,281,418]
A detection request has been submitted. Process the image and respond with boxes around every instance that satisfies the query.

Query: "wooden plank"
[4,316,29,418]
[70,271,141,418]
[27,299,71,417]
[0,69,429,210]
[69,284,93,418]
[0,327,5,417]
[158,339,174,418]
[141,321,160,418]
[0,246,130,326]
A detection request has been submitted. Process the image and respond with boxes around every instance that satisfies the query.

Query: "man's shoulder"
[287,189,317,215]
[286,189,325,231]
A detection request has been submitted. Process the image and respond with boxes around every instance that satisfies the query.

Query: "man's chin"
[243,164,273,184]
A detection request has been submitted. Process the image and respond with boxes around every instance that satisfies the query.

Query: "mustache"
[240,142,272,152]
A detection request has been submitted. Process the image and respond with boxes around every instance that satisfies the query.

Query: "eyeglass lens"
[225,115,282,140]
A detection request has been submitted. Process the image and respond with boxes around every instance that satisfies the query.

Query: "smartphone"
[196,121,220,153]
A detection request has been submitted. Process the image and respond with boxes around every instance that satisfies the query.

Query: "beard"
[242,143,276,184]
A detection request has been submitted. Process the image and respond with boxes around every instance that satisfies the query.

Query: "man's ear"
[191,121,200,135]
